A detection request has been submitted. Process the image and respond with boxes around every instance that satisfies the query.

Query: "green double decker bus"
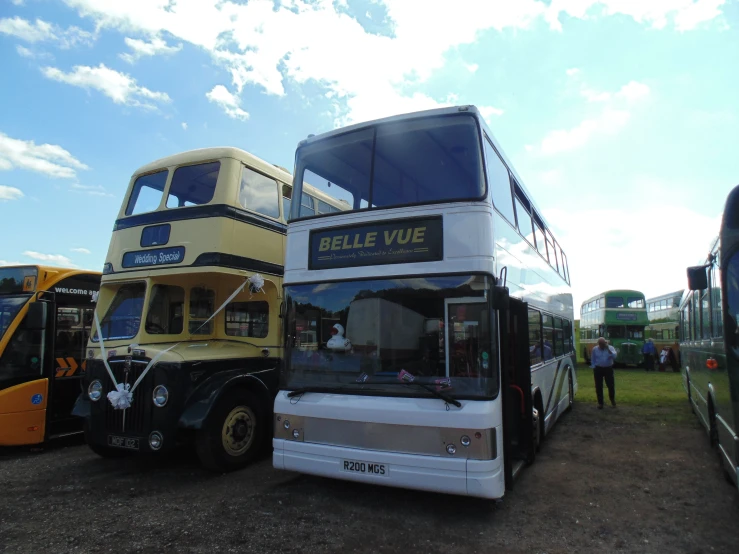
[580,290,648,366]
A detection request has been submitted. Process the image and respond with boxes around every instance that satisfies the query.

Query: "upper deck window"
[239,166,280,219]
[166,162,219,209]
[292,114,484,219]
[126,170,168,216]
[627,297,645,309]
[606,297,625,309]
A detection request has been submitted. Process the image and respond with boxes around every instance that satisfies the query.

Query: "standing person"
[642,338,657,371]
[590,337,617,409]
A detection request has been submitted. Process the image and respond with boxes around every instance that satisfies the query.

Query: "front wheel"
[196,388,267,472]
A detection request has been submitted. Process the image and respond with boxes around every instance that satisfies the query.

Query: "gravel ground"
[1,400,738,554]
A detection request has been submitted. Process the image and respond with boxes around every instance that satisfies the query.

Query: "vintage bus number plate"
[342,459,387,475]
[108,435,140,450]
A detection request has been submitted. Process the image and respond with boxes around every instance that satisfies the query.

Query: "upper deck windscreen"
[291,113,484,219]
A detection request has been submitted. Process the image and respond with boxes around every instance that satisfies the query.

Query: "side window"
[317,199,334,215]
[167,162,219,208]
[189,287,215,335]
[514,196,535,245]
[701,289,711,339]
[239,166,280,219]
[225,301,269,338]
[563,319,573,353]
[282,184,292,221]
[541,314,554,361]
[0,313,45,381]
[553,317,564,356]
[528,309,542,366]
[692,293,699,340]
[300,193,315,217]
[533,221,547,259]
[545,233,556,271]
[145,285,184,335]
[711,265,723,338]
[126,170,168,216]
[483,137,515,225]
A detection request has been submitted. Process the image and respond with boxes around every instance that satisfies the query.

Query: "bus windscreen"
[0,296,29,341]
[292,114,484,217]
[0,267,38,295]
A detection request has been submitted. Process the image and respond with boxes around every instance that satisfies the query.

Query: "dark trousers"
[643,354,654,371]
[593,366,615,406]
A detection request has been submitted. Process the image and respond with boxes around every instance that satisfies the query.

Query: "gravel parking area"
[1,399,738,554]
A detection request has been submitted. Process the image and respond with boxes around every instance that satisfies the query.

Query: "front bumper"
[273,438,504,499]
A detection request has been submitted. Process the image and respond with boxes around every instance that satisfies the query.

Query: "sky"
[0,0,737,312]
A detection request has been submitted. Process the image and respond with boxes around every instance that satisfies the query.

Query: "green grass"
[574,363,694,424]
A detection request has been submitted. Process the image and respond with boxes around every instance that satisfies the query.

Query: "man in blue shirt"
[590,337,617,409]
[642,338,657,371]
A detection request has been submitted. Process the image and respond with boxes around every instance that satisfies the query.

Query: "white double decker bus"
[273,106,576,499]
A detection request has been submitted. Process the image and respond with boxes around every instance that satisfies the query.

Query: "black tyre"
[88,442,131,459]
[565,371,574,413]
[196,388,267,472]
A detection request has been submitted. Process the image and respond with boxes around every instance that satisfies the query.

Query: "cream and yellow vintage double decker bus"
[74,147,345,471]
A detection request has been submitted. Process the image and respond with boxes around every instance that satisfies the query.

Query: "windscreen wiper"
[286,385,352,398]
[356,370,462,408]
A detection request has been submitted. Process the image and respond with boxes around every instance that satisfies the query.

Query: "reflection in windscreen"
[292,114,484,217]
[0,296,29,340]
[92,283,146,341]
[284,275,498,399]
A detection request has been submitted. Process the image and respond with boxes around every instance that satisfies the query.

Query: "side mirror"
[25,301,48,330]
[494,285,509,310]
[687,265,708,291]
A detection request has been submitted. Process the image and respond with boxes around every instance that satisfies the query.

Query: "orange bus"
[0,265,100,445]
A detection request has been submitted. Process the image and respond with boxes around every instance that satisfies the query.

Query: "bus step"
[511,459,526,481]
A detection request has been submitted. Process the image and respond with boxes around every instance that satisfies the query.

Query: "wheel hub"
[222,406,256,457]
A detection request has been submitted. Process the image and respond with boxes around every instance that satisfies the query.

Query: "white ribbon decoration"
[108,383,133,409]
[93,274,266,410]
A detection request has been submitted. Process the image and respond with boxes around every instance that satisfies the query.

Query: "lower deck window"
[189,287,215,335]
[226,301,269,338]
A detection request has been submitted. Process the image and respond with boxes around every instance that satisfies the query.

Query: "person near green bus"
[642,338,657,371]
[591,337,617,409]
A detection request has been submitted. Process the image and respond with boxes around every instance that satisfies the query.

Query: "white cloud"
[0,260,23,266]
[60,0,725,127]
[0,131,89,179]
[41,64,171,110]
[70,183,115,197]
[23,251,77,268]
[0,16,94,48]
[479,105,505,124]
[0,185,24,201]
[181,122,188,130]
[545,200,721,312]
[11,0,25,6]
[16,45,33,57]
[539,108,630,155]
[566,67,581,76]
[120,36,182,64]
[71,247,92,254]
[535,79,650,155]
[617,80,650,101]
[206,85,249,121]
[546,0,726,32]
[465,63,479,73]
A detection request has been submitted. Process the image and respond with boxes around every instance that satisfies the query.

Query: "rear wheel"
[196,388,267,472]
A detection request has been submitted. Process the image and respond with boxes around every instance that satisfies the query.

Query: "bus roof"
[581,289,646,305]
[646,290,684,303]
[297,105,554,234]
[132,147,292,184]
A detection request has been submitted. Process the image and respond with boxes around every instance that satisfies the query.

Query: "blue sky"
[0,0,737,310]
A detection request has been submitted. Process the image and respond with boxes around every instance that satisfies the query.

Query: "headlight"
[152,385,169,407]
[88,380,102,402]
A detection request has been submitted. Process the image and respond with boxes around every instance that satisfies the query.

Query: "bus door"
[499,296,535,490]
[48,304,93,436]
